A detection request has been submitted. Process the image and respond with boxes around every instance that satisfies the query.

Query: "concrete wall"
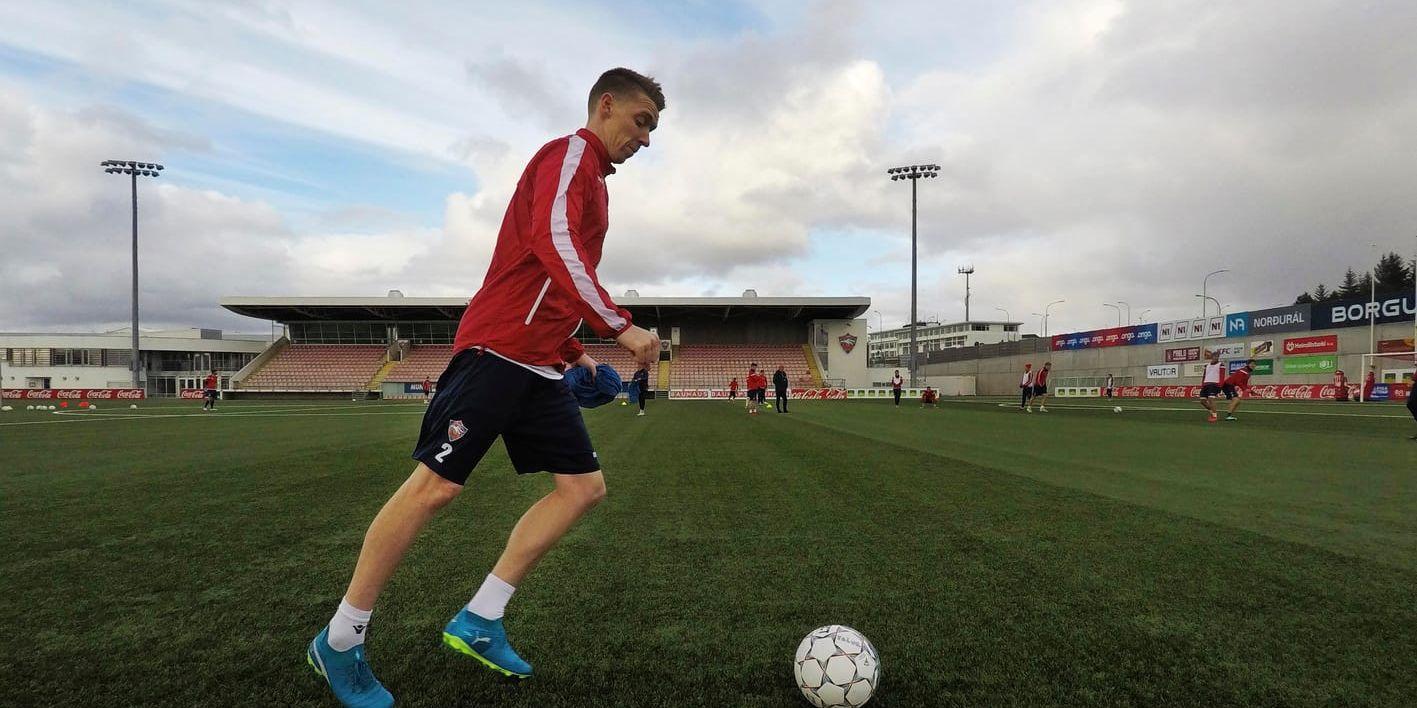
[1,365,133,389]
[813,318,868,388]
[922,322,1416,395]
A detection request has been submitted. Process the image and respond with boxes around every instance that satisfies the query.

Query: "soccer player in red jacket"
[307,68,664,707]
[1221,359,1255,421]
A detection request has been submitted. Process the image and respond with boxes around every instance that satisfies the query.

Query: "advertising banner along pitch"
[1051,323,1158,351]
[1203,343,1247,359]
[1282,334,1338,356]
[1312,292,1416,329]
[1281,355,1338,374]
[1165,347,1201,362]
[1146,364,1180,379]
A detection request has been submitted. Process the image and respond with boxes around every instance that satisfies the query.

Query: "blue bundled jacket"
[562,363,623,409]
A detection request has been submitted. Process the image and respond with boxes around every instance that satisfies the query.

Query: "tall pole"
[1202,269,1229,319]
[1044,299,1064,337]
[1103,303,1120,327]
[1369,243,1378,359]
[130,172,140,389]
[1117,300,1131,326]
[958,266,975,323]
[994,306,1011,341]
[887,163,938,388]
[910,177,917,388]
[103,160,162,391]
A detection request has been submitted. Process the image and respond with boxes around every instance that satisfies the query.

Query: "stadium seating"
[385,344,658,389]
[583,344,658,389]
[672,345,817,389]
[385,345,454,383]
[240,345,386,390]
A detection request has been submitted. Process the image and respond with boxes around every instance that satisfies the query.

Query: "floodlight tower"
[887,163,940,387]
[101,160,163,389]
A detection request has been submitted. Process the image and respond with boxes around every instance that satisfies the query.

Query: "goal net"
[1358,351,1416,402]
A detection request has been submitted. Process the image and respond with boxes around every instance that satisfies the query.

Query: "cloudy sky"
[2,0,1415,336]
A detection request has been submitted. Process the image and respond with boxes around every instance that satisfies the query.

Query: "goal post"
[1358,351,1416,402]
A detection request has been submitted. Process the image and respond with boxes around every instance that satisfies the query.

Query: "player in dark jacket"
[632,365,650,417]
[772,366,790,413]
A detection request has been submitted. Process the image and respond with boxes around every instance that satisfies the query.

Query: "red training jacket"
[453,129,634,367]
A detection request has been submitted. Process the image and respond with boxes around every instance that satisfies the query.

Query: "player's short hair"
[588,68,666,113]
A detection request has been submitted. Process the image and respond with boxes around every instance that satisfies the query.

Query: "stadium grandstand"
[217,292,875,399]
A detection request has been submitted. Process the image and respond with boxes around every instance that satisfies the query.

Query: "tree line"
[1294,252,1417,304]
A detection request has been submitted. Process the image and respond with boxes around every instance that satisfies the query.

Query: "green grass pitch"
[1,397,1414,706]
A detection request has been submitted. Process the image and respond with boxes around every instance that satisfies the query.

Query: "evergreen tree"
[1357,272,1374,297]
[1311,283,1331,301]
[1337,268,1362,298]
[1294,291,1315,304]
[1373,252,1406,289]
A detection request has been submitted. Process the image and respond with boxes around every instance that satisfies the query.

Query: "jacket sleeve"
[528,139,634,338]
[558,337,585,364]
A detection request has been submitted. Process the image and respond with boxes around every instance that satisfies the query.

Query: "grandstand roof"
[219,295,871,322]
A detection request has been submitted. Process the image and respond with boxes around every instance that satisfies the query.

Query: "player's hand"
[616,325,660,367]
[574,352,599,379]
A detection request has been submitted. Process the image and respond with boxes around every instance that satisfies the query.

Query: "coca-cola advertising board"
[1113,384,1383,399]
[1376,338,1415,354]
[666,388,848,400]
[180,389,207,399]
[2,388,145,400]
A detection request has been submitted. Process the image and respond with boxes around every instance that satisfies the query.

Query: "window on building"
[971,324,989,331]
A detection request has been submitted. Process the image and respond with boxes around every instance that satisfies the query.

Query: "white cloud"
[2,0,1416,337]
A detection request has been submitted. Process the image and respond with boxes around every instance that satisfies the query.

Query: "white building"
[0,328,271,396]
[868,320,1021,365]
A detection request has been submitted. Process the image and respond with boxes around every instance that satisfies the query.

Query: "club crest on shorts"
[448,419,468,442]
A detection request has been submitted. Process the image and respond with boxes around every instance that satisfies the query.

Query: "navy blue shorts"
[1200,383,1222,398]
[412,350,599,484]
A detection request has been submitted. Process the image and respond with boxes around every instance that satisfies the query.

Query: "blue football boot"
[442,609,532,678]
[306,627,394,707]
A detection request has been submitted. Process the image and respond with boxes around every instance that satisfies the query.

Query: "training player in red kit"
[1019,363,1034,410]
[920,385,938,408]
[1363,367,1377,402]
[1027,362,1052,413]
[1220,359,1255,421]
[305,68,665,707]
[202,370,219,411]
[421,376,432,401]
[1333,370,1350,402]
[728,377,739,400]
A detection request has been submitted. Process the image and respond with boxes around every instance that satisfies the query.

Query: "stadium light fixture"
[1194,294,1221,319]
[1103,303,1121,327]
[1138,308,1152,324]
[1201,269,1228,318]
[100,159,164,390]
[993,306,1011,341]
[1043,299,1064,337]
[885,163,940,387]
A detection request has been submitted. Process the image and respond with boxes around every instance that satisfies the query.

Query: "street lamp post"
[101,160,163,390]
[958,265,975,323]
[1031,312,1045,336]
[1043,299,1064,337]
[1195,294,1222,320]
[993,306,1011,342]
[887,163,940,387]
[1103,303,1121,327]
[1138,308,1151,323]
[1201,269,1229,318]
[1117,300,1131,325]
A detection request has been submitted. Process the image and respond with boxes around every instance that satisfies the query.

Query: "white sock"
[466,573,516,620]
[326,598,372,652]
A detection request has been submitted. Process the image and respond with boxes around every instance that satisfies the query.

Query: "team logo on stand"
[838,333,858,354]
[448,419,468,442]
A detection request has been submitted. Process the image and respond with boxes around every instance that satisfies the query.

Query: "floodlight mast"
[958,265,975,323]
[886,163,940,387]
[100,160,163,390]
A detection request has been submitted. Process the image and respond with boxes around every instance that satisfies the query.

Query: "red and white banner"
[1,388,146,400]
[666,388,848,400]
[1282,334,1338,355]
[1109,383,1409,400]
[180,388,207,399]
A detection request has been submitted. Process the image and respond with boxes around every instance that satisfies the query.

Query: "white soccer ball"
[1,405,11,412]
[26,405,34,411]
[48,405,57,410]
[130,404,138,409]
[1113,406,1123,413]
[89,403,98,410]
[793,625,880,707]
